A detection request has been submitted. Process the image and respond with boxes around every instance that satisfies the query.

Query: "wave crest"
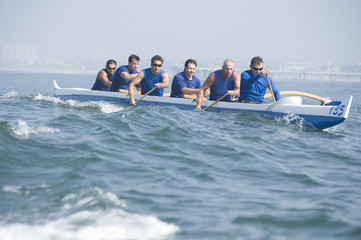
[0,91,19,98]
[34,94,124,113]
[10,120,60,139]
[0,209,179,240]
[0,186,179,240]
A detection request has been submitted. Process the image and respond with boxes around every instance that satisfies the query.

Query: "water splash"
[61,187,127,210]
[10,120,60,139]
[0,209,179,240]
[2,184,49,195]
[274,112,305,129]
[33,94,124,113]
[0,186,179,240]
[0,91,19,98]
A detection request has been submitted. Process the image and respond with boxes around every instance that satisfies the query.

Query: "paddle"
[203,92,230,111]
[118,89,141,95]
[135,87,157,104]
[163,93,207,100]
[264,91,331,104]
[118,89,128,93]
[266,74,276,102]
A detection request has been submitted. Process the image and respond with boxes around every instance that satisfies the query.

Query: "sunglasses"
[252,66,263,71]
[107,66,116,70]
[152,63,162,67]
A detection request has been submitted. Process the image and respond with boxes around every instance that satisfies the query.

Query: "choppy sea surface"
[0,70,360,240]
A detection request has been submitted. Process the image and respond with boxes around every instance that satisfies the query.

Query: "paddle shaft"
[264,91,331,104]
[203,92,230,111]
[266,74,276,102]
[135,87,157,104]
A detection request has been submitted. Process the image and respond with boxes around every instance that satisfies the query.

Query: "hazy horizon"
[1,0,361,69]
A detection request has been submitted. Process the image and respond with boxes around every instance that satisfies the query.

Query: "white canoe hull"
[53,80,353,130]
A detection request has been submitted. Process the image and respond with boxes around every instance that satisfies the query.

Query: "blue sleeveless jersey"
[141,68,166,96]
[209,70,235,102]
[110,65,140,91]
[91,68,114,91]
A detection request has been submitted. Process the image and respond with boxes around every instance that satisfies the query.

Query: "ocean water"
[0,71,360,240]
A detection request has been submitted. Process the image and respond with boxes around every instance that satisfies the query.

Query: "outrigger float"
[53,80,353,130]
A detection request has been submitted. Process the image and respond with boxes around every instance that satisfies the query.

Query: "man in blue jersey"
[195,59,240,109]
[91,59,117,91]
[110,54,141,93]
[129,55,169,106]
[170,59,201,98]
[239,56,281,103]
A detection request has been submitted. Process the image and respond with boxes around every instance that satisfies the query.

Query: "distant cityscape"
[1,42,361,82]
[0,42,96,74]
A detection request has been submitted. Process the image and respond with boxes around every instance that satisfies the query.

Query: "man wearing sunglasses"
[91,59,117,91]
[129,55,169,106]
[196,59,240,109]
[110,54,141,93]
[239,56,281,103]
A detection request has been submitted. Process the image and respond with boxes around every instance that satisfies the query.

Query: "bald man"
[196,59,240,109]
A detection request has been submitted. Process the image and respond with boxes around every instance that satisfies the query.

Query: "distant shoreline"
[0,68,96,75]
[1,68,360,82]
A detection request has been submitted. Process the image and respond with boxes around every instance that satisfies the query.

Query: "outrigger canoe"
[53,80,353,130]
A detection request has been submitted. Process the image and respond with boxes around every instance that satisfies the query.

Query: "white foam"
[0,91,19,98]
[10,120,60,139]
[2,184,49,195]
[96,102,124,113]
[61,187,127,210]
[275,112,305,128]
[1,186,179,239]
[2,186,22,194]
[34,94,124,113]
[0,208,179,240]
[33,94,63,104]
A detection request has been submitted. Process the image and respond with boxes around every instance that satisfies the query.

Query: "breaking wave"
[33,94,124,113]
[0,210,179,240]
[0,186,179,240]
[10,120,60,139]
[0,91,19,98]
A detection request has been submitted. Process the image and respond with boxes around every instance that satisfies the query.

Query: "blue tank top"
[91,68,114,91]
[141,68,166,96]
[209,70,235,102]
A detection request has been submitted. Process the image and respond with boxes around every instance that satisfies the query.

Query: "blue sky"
[1,0,360,67]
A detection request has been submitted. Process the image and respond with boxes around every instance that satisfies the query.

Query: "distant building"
[0,42,37,64]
